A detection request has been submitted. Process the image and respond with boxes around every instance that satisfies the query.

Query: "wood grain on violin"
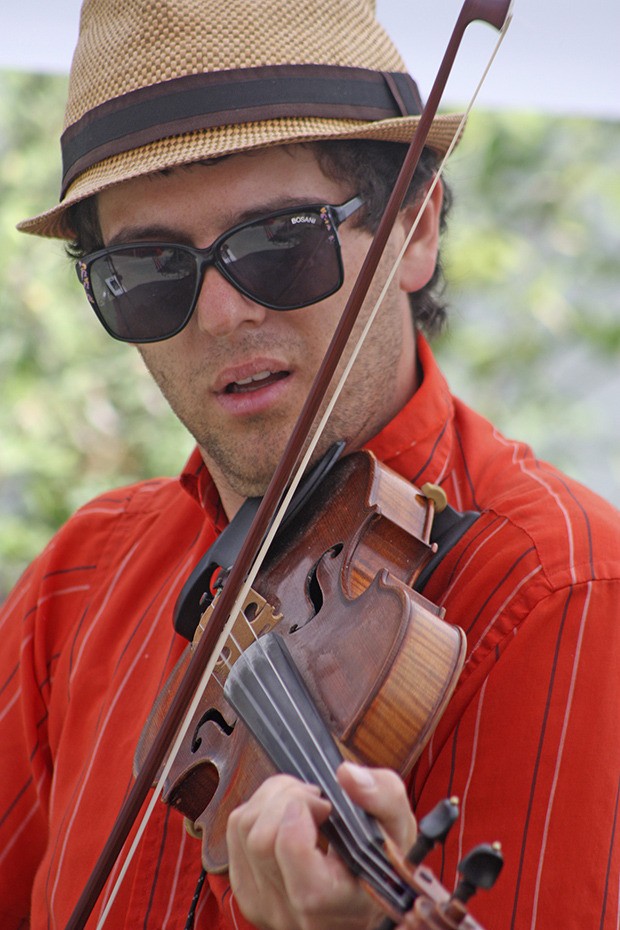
[136,452,466,873]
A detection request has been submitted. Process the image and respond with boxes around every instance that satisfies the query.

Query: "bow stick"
[67,2,513,926]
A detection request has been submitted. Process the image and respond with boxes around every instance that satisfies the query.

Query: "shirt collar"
[179,448,228,529]
[179,334,456,522]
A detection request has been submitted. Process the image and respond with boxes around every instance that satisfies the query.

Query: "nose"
[192,265,268,337]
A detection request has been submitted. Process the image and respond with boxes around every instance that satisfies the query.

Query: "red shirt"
[1,336,618,929]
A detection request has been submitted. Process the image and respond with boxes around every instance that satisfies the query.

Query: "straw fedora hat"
[18,0,464,240]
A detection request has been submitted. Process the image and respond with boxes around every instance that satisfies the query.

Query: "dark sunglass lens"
[220,210,342,309]
[88,247,198,341]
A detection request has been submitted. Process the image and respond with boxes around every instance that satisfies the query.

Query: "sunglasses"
[75,195,364,343]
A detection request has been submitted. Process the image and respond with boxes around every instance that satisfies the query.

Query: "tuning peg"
[407,797,460,865]
[452,842,504,904]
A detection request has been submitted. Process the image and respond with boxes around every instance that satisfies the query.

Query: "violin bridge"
[191,588,282,682]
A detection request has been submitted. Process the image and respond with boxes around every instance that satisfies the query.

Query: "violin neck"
[224,632,417,916]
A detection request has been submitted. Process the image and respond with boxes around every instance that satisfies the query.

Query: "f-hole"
[191,708,235,752]
[289,543,343,633]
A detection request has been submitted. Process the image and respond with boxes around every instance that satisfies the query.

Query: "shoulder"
[480,452,617,594]
[423,407,619,679]
[450,398,618,591]
[43,474,201,566]
[3,474,207,640]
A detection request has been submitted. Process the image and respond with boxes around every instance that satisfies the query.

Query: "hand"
[226,762,417,930]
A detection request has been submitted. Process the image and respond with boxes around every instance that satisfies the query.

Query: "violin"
[135,451,502,926]
[66,1,513,926]
[136,450,467,872]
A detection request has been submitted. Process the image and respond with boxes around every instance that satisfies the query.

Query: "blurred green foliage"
[1,71,619,599]
[440,110,620,497]
[0,72,192,597]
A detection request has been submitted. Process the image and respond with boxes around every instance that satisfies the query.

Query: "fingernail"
[343,762,375,788]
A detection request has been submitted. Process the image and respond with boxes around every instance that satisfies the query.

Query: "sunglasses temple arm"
[332,195,365,225]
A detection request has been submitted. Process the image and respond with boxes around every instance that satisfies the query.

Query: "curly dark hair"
[313,142,452,335]
[66,140,452,336]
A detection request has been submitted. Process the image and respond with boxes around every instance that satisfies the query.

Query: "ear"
[396,179,443,294]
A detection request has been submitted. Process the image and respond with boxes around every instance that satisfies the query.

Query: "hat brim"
[18,112,464,240]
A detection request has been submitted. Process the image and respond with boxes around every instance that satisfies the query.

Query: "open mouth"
[225,370,290,394]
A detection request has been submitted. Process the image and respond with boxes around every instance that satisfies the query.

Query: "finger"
[228,774,380,930]
[227,776,332,928]
[227,775,328,875]
[273,798,380,927]
[337,762,417,851]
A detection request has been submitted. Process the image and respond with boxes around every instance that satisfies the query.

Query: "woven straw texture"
[19,0,463,240]
[67,0,405,123]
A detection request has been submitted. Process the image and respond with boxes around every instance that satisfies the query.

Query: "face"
[97,146,441,515]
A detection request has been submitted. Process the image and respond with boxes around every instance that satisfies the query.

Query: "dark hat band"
[60,64,423,198]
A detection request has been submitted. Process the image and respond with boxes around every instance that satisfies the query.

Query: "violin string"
[208,621,413,906]
[199,633,396,898]
[94,14,513,926]
[228,635,412,907]
[194,599,261,697]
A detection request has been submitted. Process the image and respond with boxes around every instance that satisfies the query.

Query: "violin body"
[136,452,467,872]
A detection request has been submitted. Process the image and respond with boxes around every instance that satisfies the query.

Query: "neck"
[201,349,421,522]
[199,452,248,520]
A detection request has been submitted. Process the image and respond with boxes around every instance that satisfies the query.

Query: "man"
[1,0,618,928]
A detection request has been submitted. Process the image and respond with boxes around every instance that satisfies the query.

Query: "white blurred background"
[2,0,618,117]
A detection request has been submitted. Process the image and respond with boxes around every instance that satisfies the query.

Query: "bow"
[67,2,513,925]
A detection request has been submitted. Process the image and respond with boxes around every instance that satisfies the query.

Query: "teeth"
[235,370,273,386]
